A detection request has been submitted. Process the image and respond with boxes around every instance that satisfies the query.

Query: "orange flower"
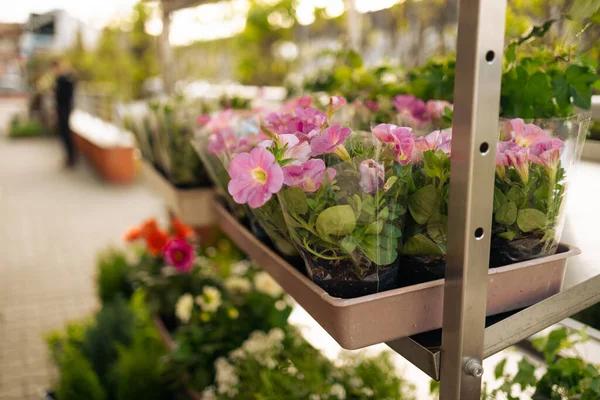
[140,218,159,237]
[146,229,168,256]
[172,216,195,240]
[124,226,142,242]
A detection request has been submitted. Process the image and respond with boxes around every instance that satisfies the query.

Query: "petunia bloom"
[283,159,336,192]
[414,129,452,157]
[359,159,385,194]
[506,146,530,184]
[228,147,284,208]
[327,96,347,116]
[260,134,312,165]
[364,101,380,111]
[508,119,548,148]
[371,124,415,165]
[310,125,352,157]
[197,114,211,126]
[207,128,237,155]
[164,238,195,272]
[393,94,429,127]
[145,229,168,256]
[425,100,453,121]
[529,139,563,178]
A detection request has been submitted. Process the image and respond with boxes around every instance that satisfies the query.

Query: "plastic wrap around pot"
[398,139,452,286]
[249,197,298,257]
[278,134,410,298]
[490,115,589,267]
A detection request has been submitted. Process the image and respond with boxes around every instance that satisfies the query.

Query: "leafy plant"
[8,115,50,138]
[56,345,106,400]
[484,327,600,400]
[96,249,133,305]
[167,269,292,392]
[202,327,414,400]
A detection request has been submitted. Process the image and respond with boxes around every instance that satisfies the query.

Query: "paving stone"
[0,102,164,395]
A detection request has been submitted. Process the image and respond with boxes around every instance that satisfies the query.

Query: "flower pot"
[491,115,590,265]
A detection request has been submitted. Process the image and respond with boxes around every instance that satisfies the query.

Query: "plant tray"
[152,317,203,400]
[214,200,580,350]
[141,159,215,227]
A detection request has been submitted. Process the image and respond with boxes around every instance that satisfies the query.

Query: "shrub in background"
[56,345,106,400]
[96,249,133,306]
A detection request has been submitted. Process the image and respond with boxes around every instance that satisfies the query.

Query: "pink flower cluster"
[202,110,264,156]
[496,119,564,183]
[228,98,350,208]
[393,95,453,128]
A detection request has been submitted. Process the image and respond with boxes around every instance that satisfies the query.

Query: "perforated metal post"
[439,1,506,399]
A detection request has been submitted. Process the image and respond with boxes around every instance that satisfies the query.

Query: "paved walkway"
[0,132,162,399]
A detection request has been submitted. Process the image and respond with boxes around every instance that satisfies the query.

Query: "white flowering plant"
[202,327,414,400]
[167,270,292,392]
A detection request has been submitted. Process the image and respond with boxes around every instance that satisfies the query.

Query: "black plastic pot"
[301,250,400,299]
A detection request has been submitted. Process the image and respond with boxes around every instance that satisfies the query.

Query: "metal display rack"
[158,0,600,398]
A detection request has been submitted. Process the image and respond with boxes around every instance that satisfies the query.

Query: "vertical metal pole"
[439,1,506,399]
[159,3,175,95]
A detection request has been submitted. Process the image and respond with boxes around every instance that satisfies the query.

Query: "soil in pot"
[397,255,446,287]
[302,252,400,299]
[489,234,552,268]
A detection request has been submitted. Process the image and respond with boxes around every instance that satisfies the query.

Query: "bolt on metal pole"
[439,0,506,399]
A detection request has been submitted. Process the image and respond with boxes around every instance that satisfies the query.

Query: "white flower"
[202,386,217,400]
[195,286,222,313]
[309,395,321,400]
[160,266,178,277]
[253,272,283,298]
[238,328,285,367]
[175,294,194,323]
[349,377,363,388]
[124,248,140,265]
[231,260,251,275]
[329,383,346,400]
[361,387,374,397]
[275,300,287,311]
[215,357,239,397]
[224,277,251,294]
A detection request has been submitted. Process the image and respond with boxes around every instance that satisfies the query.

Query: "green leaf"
[401,234,445,256]
[495,201,517,225]
[365,220,384,235]
[281,187,308,215]
[493,187,507,212]
[507,186,526,207]
[427,213,448,245]
[566,0,600,20]
[543,328,569,364]
[383,224,402,239]
[566,64,598,110]
[516,209,547,233]
[513,359,537,390]
[494,359,507,379]
[408,185,440,224]
[340,236,358,254]
[498,231,517,241]
[359,236,397,265]
[316,205,356,239]
[384,176,398,191]
[590,376,600,393]
[423,151,443,180]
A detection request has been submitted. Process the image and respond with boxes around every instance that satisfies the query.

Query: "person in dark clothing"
[53,60,77,167]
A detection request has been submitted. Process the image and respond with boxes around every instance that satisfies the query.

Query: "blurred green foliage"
[97,250,134,306]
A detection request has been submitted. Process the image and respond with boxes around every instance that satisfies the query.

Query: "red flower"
[146,229,168,256]
[124,226,142,242]
[172,217,195,240]
[140,218,159,237]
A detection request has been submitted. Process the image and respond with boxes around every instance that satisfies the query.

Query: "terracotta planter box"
[152,317,203,400]
[72,131,136,184]
[214,199,580,350]
[582,140,600,162]
[141,160,215,228]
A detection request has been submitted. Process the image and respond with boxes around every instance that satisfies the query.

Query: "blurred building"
[0,23,25,92]
[20,10,100,57]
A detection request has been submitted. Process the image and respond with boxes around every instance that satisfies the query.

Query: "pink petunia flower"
[496,141,521,166]
[310,125,352,157]
[283,159,336,193]
[259,134,312,165]
[529,139,563,176]
[359,159,385,194]
[228,147,284,208]
[425,100,453,121]
[164,238,195,272]
[371,124,415,165]
[328,96,347,116]
[393,95,429,127]
[206,109,235,132]
[506,146,530,184]
[364,101,380,111]
[197,114,211,126]
[508,119,549,148]
[207,128,237,155]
